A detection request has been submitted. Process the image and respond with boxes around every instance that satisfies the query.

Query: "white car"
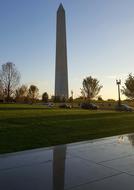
[115,104,134,112]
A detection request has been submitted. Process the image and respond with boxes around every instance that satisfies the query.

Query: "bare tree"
[0,62,20,102]
[28,85,39,103]
[0,80,4,101]
[81,76,102,101]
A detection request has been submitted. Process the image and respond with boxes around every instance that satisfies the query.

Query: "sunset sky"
[0,0,134,99]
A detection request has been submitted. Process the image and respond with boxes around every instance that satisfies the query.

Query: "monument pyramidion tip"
[58,3,65,11]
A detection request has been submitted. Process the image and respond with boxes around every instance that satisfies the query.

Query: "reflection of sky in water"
[1,134,134,190]
[53,134,134,190]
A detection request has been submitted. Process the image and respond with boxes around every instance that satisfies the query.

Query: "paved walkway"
[1,134,134,190]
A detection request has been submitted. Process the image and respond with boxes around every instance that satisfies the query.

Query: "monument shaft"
[55,4,68,99]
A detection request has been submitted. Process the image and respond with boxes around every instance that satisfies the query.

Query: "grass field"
[0,104,134,154]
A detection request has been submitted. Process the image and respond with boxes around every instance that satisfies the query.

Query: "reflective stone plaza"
[1,134,134,190]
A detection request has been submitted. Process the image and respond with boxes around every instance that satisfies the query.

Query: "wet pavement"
[1,134,134,189]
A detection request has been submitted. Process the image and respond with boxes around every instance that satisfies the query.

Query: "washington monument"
[55,4,69,99]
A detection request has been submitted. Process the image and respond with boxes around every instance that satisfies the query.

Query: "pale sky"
[0,0,134,99]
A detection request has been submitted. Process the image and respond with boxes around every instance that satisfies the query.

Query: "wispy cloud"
[105,75,117,79]
[105,74,127,80]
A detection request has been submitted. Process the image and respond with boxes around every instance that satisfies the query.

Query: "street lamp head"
[116,79,121,85]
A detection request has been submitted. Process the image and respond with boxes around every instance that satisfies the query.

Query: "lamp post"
[116,79,121,106]
[71,90,73,100]
[71,90,74,107]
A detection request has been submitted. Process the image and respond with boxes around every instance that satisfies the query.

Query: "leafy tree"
[42,92,49,102]
[0,62,20,102]
[28,85,39,103]
[97,96,103,101]
[122,73,134,100]
[81,76,102,101]
[68,96,73,103]
[15,85,28,102]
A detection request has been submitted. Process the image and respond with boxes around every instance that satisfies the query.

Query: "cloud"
[105,75,117,79]
[105,74,127,80]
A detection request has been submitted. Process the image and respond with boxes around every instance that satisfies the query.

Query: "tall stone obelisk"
[55,3,69,99]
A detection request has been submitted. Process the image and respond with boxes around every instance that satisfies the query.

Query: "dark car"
[80,103,99,110]
[115,104,134,112]
[59,103,72,109]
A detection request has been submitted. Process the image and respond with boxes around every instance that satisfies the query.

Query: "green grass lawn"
[0,104,134,154]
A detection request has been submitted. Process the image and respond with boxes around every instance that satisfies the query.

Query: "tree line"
[0,62,134,103]
[0,62,49,103]
[81,74,134,101]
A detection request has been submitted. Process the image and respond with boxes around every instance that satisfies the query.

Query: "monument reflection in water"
[53,145,66,190]
[52,134,134,190]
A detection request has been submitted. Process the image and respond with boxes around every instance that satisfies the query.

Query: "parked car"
[43,102,54,108]
[59,103,72,109]
[47,103,54,108]
[80,103,99,110]
[115,104,134,112]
